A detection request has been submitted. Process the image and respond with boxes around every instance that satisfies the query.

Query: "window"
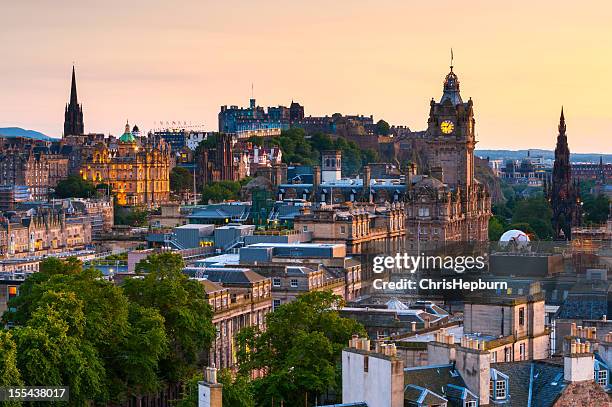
[495,380,507,399]
[340,226,346,234]
[290,279,298,288]
[273,278,281,287]
[302,225,308,232]
[490,351,497,363]
[519,307,525,326]
[519,343,526,360]
[597,370,608,386]
[418,207,430,217]
[273,299,281,310]
[363,356,369,372]
[466,401,477,407]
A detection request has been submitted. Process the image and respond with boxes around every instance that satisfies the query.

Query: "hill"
[0,127,54,141]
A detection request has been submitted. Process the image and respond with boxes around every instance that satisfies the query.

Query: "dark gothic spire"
[559,106,566,135]
[64,65,84,136]
[70,65,78,106]
[550,106,581,239]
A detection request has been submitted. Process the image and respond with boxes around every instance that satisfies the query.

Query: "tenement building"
[0,208,92,258]
[0,138,51,203]
[80,123,171,206]
[404,65,491,246]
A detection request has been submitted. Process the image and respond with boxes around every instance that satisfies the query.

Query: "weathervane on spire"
[450,48,454,71]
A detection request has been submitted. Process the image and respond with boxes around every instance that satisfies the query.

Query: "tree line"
[0,253,364,406]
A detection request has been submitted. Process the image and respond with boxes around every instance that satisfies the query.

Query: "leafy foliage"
[200,178,251,203]
[1,255,207,405]
[375,119,390,135]
[0,331,23,407]
[583,194,610,225]
[235,291,365,405]
[170,166,194,194]
[54,175,97,199]
[123,252,216,382]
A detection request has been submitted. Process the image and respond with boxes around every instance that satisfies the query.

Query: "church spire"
[63,65,84,136]
[70,65,78,106]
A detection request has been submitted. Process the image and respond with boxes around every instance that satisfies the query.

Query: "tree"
[13,295,106,404]
[511,197,554,240]
[123,252,216,382]
[375,119,390,135]
[54,175,96,199]
[488,216,506,241]
[218,369,255,407]
[170,167,194,194]
[235,291,365,405]
[583,194,610,225]
[200,180,245,203]
[3,257,168,405]
[0,330,22,407]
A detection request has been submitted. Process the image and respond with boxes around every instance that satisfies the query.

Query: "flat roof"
[246,242,344,248]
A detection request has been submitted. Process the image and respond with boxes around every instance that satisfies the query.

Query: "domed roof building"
[79,121,171,206]
[119,122,137,143]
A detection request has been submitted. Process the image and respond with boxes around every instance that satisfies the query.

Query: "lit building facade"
[80,123,171,206]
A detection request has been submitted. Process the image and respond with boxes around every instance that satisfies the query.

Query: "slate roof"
[188,204,252,220]
[184,267,267,285]
[404,364,468,405]
[556,291,610,320]
[491,360,566,407]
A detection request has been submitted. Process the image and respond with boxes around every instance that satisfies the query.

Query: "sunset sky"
[1,0,611,152]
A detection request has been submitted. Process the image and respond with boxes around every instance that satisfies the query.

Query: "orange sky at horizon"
[1,0,611,153]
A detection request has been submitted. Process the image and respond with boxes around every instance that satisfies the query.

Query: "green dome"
[119,122,136,143]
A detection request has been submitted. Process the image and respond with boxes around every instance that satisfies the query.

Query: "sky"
[1,0,611,153]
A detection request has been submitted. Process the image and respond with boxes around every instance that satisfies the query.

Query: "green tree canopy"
[170,166,194,194]
[235,291,365,405]
[0,330,23,407]
[583,194,610,225]
[54,175,97,199]
[511,197,554,239]
[3,257,170,405]
[375,119,390,135]
[123,252,216,382]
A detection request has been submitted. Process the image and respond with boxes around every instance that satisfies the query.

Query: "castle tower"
[321,150,342,182]
[64,66,84,136]
[548,108,581,240]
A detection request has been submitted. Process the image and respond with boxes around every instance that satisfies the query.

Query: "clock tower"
[424,65,475,189]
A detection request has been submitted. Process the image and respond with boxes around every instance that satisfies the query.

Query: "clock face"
[440,120,455,134]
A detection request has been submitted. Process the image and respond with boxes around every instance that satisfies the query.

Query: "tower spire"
[63,65,84,136]
[70,65,78,106]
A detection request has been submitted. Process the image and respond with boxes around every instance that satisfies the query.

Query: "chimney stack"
[198,367,223,407]
[363,166,371,203]
[455,339,490,405]
[564,339,594,383]
[313,165,321,202]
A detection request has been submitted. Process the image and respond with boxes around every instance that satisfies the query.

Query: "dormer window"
[594,360,609,387]
[596,370,608,386]
[465,401,477,407]
[490,369,509,401]
[495,380,507,399]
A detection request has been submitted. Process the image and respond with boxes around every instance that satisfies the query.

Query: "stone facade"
[79,123,171,206]
[199,273,272,370]
[293,203,406,254]
[404,66,491,247]
[0,209,92,258]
